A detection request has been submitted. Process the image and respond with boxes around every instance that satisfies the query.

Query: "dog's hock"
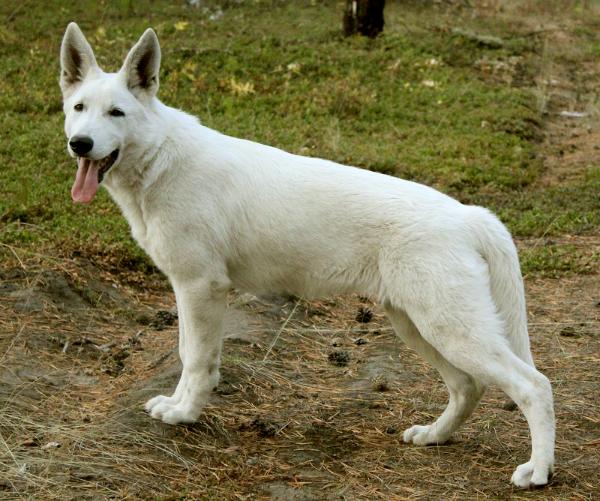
[60,22,99,96]
[121,28,161,99]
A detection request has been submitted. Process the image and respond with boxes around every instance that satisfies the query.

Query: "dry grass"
[0,249,598,500]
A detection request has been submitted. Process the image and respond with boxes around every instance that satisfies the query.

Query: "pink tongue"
[71,158,100,203]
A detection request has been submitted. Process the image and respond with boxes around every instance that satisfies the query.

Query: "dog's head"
[60,23,161,203]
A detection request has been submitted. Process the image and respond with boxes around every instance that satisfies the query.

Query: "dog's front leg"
[143,299,188,414]
[145,276,227,425]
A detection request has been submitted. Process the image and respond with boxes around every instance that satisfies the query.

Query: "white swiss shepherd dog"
[60,23,555,487]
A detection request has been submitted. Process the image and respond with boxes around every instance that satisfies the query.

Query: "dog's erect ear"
[60,22,99,97]
[120,29,161,99]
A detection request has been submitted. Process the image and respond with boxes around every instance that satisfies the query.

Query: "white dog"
[59,23,555,487]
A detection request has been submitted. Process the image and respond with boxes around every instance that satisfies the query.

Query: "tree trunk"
[343,0,385,39]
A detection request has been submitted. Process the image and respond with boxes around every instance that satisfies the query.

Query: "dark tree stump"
[343,0,385,38]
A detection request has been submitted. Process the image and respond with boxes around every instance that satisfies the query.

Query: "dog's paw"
[158,405,200,425]
[149,400,200,425]
[511,461,552,488]
[403,424,433,445]
[145,394,176,413]
[402,424,446,445]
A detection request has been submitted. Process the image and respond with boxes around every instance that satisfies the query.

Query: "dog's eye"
[74,103,84,112]
[109,108,125,117]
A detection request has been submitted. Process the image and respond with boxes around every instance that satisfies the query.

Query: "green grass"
[520,243,599,278]
[0,0,598,276]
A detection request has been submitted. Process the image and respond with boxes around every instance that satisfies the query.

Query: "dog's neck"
[101,100,207,250]
[102,102,172,247]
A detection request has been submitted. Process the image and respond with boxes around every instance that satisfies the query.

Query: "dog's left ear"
[121,28,161,100]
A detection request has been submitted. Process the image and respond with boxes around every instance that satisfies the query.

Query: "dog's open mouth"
[71,149,119,204]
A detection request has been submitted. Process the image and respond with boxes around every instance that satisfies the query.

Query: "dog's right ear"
[60,22,99,97]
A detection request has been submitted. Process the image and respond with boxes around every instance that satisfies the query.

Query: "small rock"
[356,307,373,323]
[328,350,350,367]
[150,309,177,330]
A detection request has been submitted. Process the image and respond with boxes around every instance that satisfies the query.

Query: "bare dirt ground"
[1,10,600,501]
[0,252,598,500]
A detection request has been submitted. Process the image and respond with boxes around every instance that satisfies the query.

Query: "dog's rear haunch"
[59,23,555,488]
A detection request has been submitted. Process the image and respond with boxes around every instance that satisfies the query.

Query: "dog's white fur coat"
[60,23,555,487]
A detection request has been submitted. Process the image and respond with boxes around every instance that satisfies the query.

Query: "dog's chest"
[105,182,153,250]
[122,202,173,270]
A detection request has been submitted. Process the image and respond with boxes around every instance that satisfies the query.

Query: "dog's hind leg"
[393,262,555,488]
[386,308,485,445]
[146,275,228,425]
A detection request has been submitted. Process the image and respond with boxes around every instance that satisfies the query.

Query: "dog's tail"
[467,206,535,367]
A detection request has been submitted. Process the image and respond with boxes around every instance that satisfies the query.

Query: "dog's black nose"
[69,135,94,156]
